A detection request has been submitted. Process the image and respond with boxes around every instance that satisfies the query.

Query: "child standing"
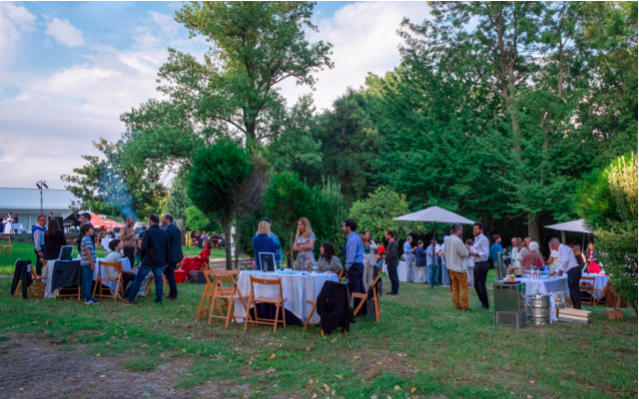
[80,223,98,304]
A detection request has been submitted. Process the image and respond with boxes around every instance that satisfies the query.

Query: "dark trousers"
[347,263,364,308]
[567,267,582,310]
[34,249,44,275]
[164,263,178,299]
[474,260,490,309]
[123,246,135,266]
[128,265,164,303]
[387,262,399,294]
[81,265,94,301]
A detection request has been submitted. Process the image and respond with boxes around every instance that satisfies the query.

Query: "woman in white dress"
[362,231,378,290]
[293,217,316,270]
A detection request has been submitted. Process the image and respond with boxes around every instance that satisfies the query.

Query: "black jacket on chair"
[165,223,184,265]
[316,281,354,334]
[140,224,170,268]
[11,259,33,298]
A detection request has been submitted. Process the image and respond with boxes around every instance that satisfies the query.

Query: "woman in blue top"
[252,221,276,270]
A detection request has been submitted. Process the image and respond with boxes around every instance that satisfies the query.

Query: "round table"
[234,270,338,325]
[42,258,132,298]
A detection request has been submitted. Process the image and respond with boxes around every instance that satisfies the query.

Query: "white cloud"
[0,3,37,64]
[277,2,431,110]
[45,17,85,47]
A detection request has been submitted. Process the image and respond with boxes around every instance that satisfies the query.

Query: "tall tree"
[188,140,254,269]
[121,1,333,171]
[61,138,167,221]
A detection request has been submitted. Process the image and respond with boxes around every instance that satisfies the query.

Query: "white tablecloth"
[3,223,22,234]
[581,273,609,299]
[382,261,410,282]
[234,270,338,324]
[96,258,132,294]
[42,258,131,298]
[507,276,569,296]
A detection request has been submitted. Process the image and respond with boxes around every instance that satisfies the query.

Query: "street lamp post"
[36,181,49,215]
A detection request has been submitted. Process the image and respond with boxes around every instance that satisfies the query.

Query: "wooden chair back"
[353,271,383,322]
[580,276,597,306]
[245,275,287,333]
[93,261,123,301]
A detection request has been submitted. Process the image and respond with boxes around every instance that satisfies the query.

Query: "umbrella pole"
[433,222,437,241]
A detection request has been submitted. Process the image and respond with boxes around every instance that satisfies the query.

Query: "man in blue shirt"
[489,234,504,273]
[342,218,364,307]
[403,235,416,282]
[425,239,439,289]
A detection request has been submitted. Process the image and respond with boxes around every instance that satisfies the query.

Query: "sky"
[0,1,431,190]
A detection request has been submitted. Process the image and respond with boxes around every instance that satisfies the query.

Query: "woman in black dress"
[44,218,67,260]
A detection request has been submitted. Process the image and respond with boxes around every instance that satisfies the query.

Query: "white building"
[0,187,76,232]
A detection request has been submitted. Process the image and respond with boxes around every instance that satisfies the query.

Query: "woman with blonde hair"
[293,217,316,270]
[252,220,276,270]
[508,237,524,275]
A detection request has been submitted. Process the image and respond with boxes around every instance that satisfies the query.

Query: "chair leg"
[273,303,280,333]
[374,297,380,322]
[244,301,252,332]
[353,295,366,317]
[196,293,207,321]
[303,302,317,331]
[208,298,218,324]
[282,303,286,330]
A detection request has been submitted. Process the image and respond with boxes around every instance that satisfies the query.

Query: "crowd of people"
[27,208,600,312]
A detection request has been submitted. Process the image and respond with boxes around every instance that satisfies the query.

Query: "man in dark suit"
[161,213,183,300]
[121,214,170,305]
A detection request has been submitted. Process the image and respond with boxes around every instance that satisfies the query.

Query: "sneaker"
[85,299,99,305]
[464,308,473,312]
[120,299,136,306]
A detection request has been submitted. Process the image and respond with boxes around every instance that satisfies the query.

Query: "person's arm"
[455,240,469,258]
[557,247,570,276]
[140,231,149,261]
[370,240,378,251]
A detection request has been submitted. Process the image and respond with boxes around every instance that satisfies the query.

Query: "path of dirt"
[0,334,252,399]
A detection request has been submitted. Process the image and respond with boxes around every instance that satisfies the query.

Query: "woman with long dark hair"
[44,218,67,260]
[316,242,343,274]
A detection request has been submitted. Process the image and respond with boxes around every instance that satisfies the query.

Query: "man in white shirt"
[444,223,471,311]
[549,238,582,309]
[467,222,490,309]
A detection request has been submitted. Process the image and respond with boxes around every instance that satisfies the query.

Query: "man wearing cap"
[256,218,282,269]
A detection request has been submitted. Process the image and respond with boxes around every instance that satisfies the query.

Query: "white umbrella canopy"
[544,219,592,234]
[393,206,474,224]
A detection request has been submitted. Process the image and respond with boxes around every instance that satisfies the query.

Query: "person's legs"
[441,261,450,286]
[407,259,416,283]
[81,265,94,301]
[474,261,489,309]
[450,271,461,309]
[429,263,439,288]
[387,263,399,294]
[121,273,136,296]
[363,256,374,291]
[151,266,164,303]
[347,263,365,308]
[416,266,425,284]
[127,264,153,302]
[34,249,44,275]
[460,271,469,309]
[123,246,135,266]
[567,267,582,309]
[164,263,178,299]
[467,266,475,287]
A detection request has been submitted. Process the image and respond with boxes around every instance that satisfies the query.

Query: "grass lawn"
[0,270,636,398]
[0,242,227,275]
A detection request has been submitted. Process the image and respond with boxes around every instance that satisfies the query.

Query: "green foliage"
[165,174,192,222]
[183,205,220,233]
[308,179,348,257]
[349,187,416,243]
[263,172,314,266]
[591,153,638,308]
[61,138,167,221]
[188,140,254,268]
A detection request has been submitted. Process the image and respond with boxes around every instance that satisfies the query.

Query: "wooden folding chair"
[29,260,46,298]
[0,235,12,255]
[353,272,382,322]
[579,276,597,306]
[244,276,287,333]
[197,269,248,327]
[93,261,124,301]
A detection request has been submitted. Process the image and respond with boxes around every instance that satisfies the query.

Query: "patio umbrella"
[544,218,592,248]
[393,206,474,240]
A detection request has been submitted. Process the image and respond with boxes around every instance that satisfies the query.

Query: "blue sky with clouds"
[0,1,430,189]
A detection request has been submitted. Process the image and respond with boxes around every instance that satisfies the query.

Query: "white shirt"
[471,233,489,262]
[557,244,579,273]
[103,251,123,280]
[443,234,469,273]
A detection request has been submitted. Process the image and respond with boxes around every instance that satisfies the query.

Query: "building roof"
[0,187,77,214]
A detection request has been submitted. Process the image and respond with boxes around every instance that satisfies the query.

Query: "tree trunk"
[527,213,540,243]
[223,219,232,270]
